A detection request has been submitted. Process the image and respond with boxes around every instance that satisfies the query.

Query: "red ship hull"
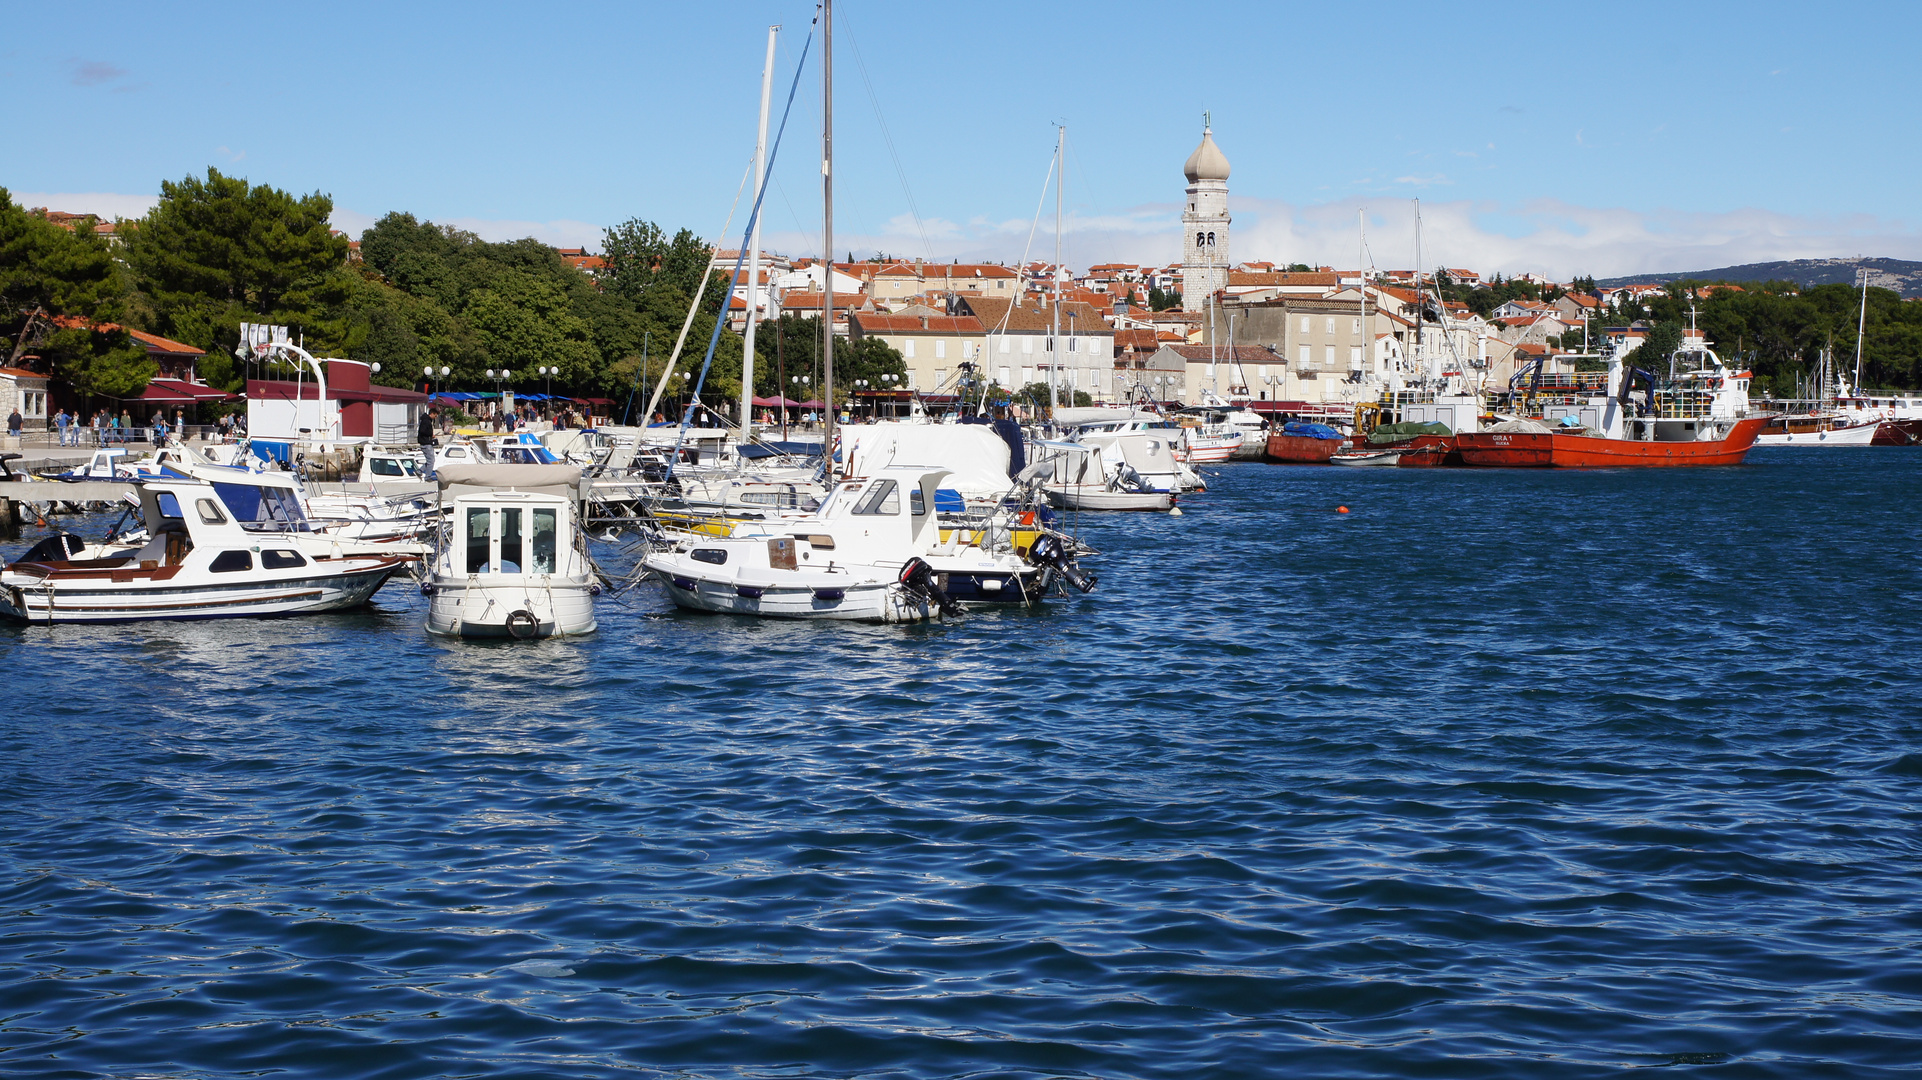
[1455,416,1769,468]
[1872,419,1922,445]
[1388,434,1463,467]
[1265,433,1344,464]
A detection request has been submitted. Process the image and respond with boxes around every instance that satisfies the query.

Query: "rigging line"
[838,3,936,265]
[671,16,817,476]
[994,139,1059,340]
[639,152,754,425]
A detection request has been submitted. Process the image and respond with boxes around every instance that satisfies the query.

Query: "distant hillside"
[1597,257,1922,299]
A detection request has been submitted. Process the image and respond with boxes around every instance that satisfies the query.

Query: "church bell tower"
[1181,115,1231,313]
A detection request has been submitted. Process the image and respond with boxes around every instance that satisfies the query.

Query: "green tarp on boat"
[1367,420,1453,445]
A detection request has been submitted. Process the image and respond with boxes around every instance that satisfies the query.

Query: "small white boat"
[644,466,1082,622]
[1753,414,1880,446]
[1329,448,1403,467]
[0,480,412,624]
[1029,440,1178,512]
[425,490,598,639]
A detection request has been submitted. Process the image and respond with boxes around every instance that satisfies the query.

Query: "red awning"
[151,379,233,401]
[573,397,614,406]
[246,379,428,404]
[132,383,198,403]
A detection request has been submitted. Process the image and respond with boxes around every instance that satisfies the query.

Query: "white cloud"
[8,191,159,220]
[760,195,1922,282]
[435,216,607,248]
[1233,197,1922,280]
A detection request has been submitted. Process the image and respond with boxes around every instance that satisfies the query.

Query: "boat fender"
[505,610,540,639]
[419,582,436,595]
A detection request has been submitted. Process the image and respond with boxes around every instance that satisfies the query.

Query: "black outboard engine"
[898,557,963,618]
[1027,533,1097,594]
[16,532,87,564]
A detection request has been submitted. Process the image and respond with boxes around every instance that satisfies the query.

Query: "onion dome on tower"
[1183,126,1231,183]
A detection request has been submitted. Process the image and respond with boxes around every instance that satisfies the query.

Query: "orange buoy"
[1336,505,1350,514]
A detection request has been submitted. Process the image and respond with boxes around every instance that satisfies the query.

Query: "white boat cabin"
[450,492,573,576]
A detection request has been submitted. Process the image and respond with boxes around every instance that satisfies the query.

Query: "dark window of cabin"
[466,507,491,573]
[500,507,523,573]
[210,550,252,573]
[261,549,306,569]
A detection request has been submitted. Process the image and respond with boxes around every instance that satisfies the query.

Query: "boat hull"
[1456,417,1768,468]
[1043,487,1174,511]
[1330,449,1402,467]
[1754,423,1880,447]
[425,578,599,638]
[1392,435,1462,467]
[1873,419,1922,445]
[1264,433,1343,464]
[0,561,403,624]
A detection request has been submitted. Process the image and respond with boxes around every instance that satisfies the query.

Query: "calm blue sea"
[3,447,1920,1079]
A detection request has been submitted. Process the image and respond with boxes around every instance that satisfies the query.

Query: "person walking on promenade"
[54,409,69,446]
[7,407,21,439]
[418,407,437,476]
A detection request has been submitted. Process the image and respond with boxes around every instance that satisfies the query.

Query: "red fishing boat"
[1265,421,1348,464]
[1457,329,1771,468]
[1456,416,1768,467]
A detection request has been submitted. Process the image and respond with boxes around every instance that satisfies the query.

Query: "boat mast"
[821,0,835,477]
[1853,266,1869,394]
[1051,124,1063,414]
[741,25,778,434]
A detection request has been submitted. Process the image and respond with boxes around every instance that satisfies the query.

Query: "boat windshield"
[211,482,312,532]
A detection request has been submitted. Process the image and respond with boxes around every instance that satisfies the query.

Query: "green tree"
[0,189,152,396]
[123,168,352,383]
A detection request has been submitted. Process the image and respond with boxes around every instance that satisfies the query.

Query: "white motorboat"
[644,466,1085,622]
[425,490,598,639]
[1028,440,1176,511]
[1174,425,1246,464]
[1753,413,1880,446]
[0,480,412,624]
[1330,448,1404,466]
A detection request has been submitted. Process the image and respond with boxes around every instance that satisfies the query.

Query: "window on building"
[1300,316,1311,334]
[935,340,946,359]
[1000,336,1010,353]
[1298,345,1312,367]
[934,369,946,387]
[999,366,1011,385]
[904,339,916,358]
[906,371,918,390]
[1207,232,1216,246]
[1068,336,1077,353]
[1325,345,1336,367]
[1353,317,1363,334]
[1350,346,1363,369]
[1325,317,1336,334]
[1022,337,1034,355]
[1196,232,1206,247]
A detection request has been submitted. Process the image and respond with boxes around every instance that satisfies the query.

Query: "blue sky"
[6,0,1918,279]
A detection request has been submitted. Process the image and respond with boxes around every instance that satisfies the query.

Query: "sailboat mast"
[741,25,777,434]
[1854,267,1869,394]
[821,0,835,476]
[1051,125,1063,413]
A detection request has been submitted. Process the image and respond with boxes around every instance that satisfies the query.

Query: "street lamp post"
[537,365,556,407]
[791,374,810,434]
[485,369,513,424]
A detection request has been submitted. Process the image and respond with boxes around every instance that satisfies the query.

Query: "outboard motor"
[1027,533,1097,594]
[898,557,962,618]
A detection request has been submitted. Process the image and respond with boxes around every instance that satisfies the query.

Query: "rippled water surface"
[4,447,1921,1079]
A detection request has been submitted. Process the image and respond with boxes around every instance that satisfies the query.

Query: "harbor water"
[3,447,1920,1079]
